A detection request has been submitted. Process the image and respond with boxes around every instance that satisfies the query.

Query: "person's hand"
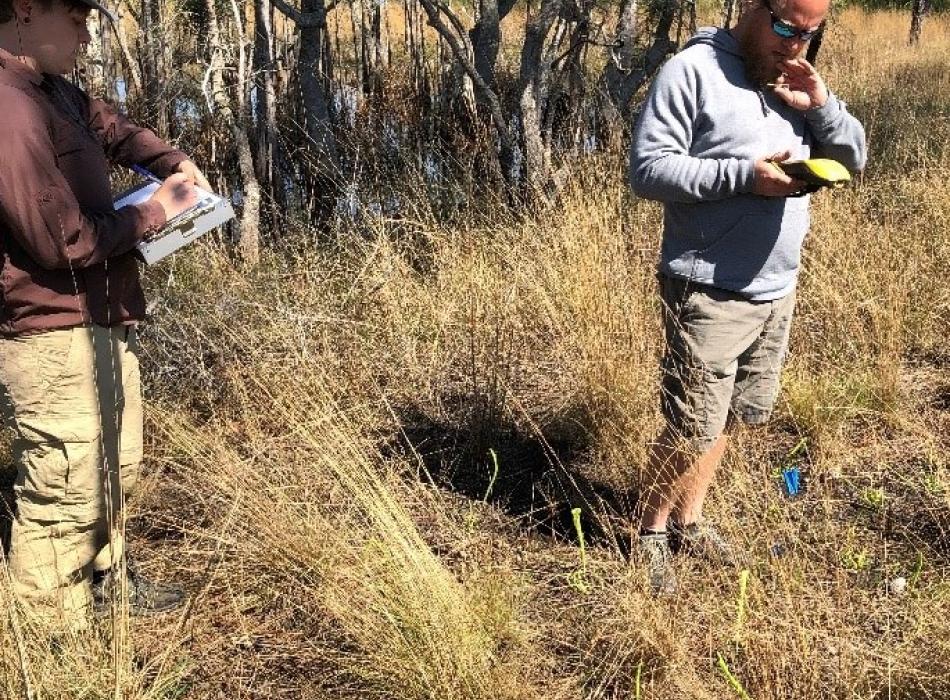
[771,58,829,111]
[752,149,806,197]
[174,160,211,191]
[149,172,198,220]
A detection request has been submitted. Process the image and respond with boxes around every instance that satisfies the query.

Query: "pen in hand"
[131,164,165,185]
[141,170,200,221]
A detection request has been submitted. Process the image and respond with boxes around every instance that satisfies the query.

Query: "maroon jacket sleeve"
[0,84,167,270]
[83,88,190,177]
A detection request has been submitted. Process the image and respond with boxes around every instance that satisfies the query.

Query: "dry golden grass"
[2,7,950,700]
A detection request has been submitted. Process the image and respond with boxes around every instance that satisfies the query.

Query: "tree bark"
[805,23,825,65]
[274,0,340,186]
[602,0,679,115]
[205,0,262,264]
[83,12,107,96]
[301,0,340,179]
[230,0,262,264]
[140,0,168,136]
[602,0,637,110]
[254,0,278,191]
[372,0,389,74]
[113,2,142,96]
[100,12,117,102]
[721,0,736,28]
[517,0,564,193]
[468,0,516,89]
[909,0,929,45]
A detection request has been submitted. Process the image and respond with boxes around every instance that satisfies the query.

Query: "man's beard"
[737,32,782,87]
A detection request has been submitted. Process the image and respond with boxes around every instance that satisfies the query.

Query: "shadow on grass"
[388,406,637,558]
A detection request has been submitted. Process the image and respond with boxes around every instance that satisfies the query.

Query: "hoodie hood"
[685,26,768,114]
[683,26,744,57]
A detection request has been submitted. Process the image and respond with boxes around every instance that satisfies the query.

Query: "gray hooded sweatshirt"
[629,27,867,300]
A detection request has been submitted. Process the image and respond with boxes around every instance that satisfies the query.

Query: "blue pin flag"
[782,466,801,496]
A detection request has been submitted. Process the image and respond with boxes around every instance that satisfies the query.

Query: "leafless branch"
[416,0,514,149]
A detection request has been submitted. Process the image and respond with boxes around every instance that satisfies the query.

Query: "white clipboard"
[113,182,235,264]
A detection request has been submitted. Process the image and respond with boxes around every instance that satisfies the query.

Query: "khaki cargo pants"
[0,325,143,625]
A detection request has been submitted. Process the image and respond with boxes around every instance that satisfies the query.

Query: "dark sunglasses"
[762,0,823,41]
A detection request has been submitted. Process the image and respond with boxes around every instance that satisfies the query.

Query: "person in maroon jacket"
[0,0,208,626]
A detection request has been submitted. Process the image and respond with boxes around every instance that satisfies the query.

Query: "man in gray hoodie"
[629,0,866,593]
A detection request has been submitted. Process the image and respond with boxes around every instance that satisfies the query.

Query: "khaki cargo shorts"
[658,274,795,453]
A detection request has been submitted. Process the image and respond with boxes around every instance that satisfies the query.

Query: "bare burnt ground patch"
[383,404,634,554]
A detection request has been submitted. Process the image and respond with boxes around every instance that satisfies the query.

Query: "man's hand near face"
[771,57,829,110]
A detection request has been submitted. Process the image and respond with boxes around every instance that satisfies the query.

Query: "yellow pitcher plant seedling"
[717,653,753,700]
[567,507,590,594]
[483,448,500,503]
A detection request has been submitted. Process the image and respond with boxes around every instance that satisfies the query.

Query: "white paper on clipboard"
[113,182,235,264]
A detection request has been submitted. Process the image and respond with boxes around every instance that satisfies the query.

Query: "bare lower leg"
[671,433,728,526]
[639,430,728,532]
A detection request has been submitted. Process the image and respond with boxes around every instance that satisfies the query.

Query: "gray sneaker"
[638,532,677,595]
[669,521,737,567]
[92,558,185,617]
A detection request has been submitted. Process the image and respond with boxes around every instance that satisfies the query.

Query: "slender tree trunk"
[230,0,262,263]
[601,0,679,115]
[805,23,825,65]
[140,0,168,136]
[254,0,278,191]
[349,0,365,95]
[205,0,262,264]
[113,3,142,96]
[721,0,736,28]
[416,0,518,186]
[84,11,106,94]
[358,0,376,95]
[909,0,929,45]
[471,0,498,87]
[100,12,117,102]
[603,0,637,106]
[297,0,339,183]
[406,0,423,95]
[372,0,388,73]
[517,0,563,193]
[271,0,339,190]
[467,0,516,101]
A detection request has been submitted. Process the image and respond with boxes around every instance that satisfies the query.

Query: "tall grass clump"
[148,359,537,699]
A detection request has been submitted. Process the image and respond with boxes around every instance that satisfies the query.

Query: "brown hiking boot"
[669,521,737,567]
[637,532,677,596]
[92,558,185,617]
